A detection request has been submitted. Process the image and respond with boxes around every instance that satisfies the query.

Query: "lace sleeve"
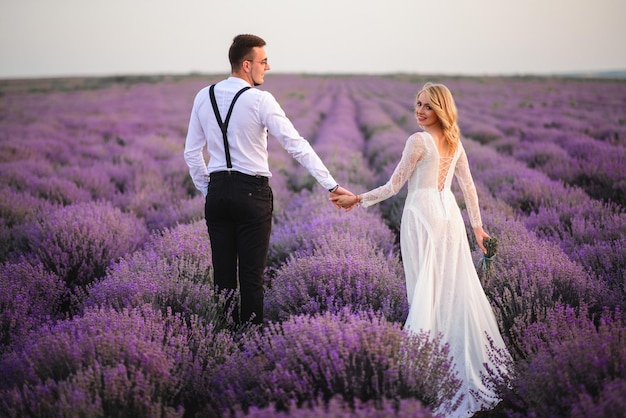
[454,143,483,227]
[361,133,426,208]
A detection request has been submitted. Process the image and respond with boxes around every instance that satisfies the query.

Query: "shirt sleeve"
[454,144,482,227]
[360,133,426,208]
[183,98,210,196]
[260,93,337,190]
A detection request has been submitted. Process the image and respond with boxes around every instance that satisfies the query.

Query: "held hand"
[329,186,354,209]
[330,193,360,212]
[473,226,490,254]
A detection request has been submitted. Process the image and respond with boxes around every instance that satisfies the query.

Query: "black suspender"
[209,84,251,169]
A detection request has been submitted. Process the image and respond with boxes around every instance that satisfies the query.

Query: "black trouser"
[205,170,273,325]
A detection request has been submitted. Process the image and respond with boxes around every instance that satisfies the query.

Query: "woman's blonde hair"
[416,82,461,155]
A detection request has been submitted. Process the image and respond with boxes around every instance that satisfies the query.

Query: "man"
[184,34,352,325]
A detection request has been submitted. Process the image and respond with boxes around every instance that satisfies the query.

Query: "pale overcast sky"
[1,0,625,79]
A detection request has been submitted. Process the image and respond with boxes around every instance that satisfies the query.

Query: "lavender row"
[343,84,617,337]
[2,74,625,416]
[341,84,625,286]
[264,77,624,416]
[0,303,450,416]
[462,139,625,287]
[1,211,453,415]
[269,77,625,313]
[0,77,210,248]
[266,190,406,322]
[1,76,453,415]
[2,192,619,417]
[331,82,626,415]
[348,76,626,205]
[383,76,626,206]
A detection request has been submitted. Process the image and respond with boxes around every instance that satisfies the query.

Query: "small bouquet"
[478,236,498,279]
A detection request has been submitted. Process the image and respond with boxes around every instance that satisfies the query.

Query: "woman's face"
[415,91,439,129]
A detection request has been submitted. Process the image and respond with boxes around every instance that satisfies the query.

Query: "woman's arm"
[455,143,489,253]
[333,133,426,210]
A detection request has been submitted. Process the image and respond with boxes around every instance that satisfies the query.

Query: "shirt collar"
[227,76,253,88]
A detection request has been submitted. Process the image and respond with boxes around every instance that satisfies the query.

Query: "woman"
[332,82,509,416]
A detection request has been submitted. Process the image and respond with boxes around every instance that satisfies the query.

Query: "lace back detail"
[438,157,453,191]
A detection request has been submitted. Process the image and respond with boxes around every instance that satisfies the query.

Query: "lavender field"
[1,73,625,417]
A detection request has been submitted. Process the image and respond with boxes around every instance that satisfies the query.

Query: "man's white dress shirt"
[184,77,337,196]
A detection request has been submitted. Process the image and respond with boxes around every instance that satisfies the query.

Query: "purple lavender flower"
[211,309,460,415]
[28,200,148,291]
[2,73,626,418]
[493,304,626,417]
[268,190,398,269]
[266,234,407,323]
[0,304,238,417]
[0,259,65,351]
[235,395,432,417]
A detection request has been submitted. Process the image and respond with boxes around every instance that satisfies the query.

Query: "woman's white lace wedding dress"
[360,131,509,417]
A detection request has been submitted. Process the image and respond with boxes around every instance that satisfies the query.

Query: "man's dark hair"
[229,34,266,71]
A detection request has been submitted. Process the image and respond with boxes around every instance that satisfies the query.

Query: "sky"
[1,0,625,79]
